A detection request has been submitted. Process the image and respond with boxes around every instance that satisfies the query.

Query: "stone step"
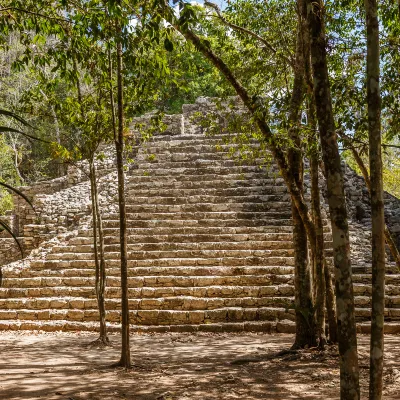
[352,265,400,275]
[0,285,295,300]
[0,296,295,312]
[132,159,276,172]
[45,252,295,266]
[100,232,296,243]
[53,243,295,255]
[126,185,288,198]
[121,194,290,205]
[1,318,400,334]
[137,145,259,156]
[135,153,268,165]
[2,301,400,324]
[126,175,285,189]
[0,319,297,334]
[0,306,296,325]
[128,165,274,178]
[0,274,294,289]
[138,133,260,146]
[123,202,290,214]
[100,212,293,225]
[97,224,297,235]
[8,266,295,280]
[32,256,296,268]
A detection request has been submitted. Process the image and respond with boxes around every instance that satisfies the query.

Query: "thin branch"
[0,7,71,23]
[204,1,294,68]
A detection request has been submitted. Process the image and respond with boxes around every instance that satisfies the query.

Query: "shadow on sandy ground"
[0,332,399,400]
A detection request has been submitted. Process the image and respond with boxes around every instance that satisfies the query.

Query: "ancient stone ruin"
[0,97,400,333]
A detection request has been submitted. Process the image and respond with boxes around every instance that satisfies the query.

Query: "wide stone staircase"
[1,99,400,333]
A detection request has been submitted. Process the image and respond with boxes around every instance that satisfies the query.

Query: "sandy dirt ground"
[0,332,399,400]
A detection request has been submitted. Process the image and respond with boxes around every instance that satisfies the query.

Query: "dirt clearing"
[0,332,399,399]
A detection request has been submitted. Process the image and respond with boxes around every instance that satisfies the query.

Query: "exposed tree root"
[87,336,112,348]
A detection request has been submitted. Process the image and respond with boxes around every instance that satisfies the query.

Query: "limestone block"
[37,310,50,320]
[137,310,159,324]
[84,310,99,321]
[157,310,173,324]
[70,299,85,309]
[0,310,17,319]
[18,310,37,320]
[67,310,84,321]
[205,309,227,322]
[50,310,67,320]
[227,308,244,322]
[139,298,163,310]
[188,311,205,324]
[172,312,189,324]
[106,311,120,323]
[20,322,38,330]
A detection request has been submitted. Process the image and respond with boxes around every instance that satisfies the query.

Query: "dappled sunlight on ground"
[0,332,399,399]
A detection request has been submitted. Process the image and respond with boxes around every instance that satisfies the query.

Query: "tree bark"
[89,160,109,343]
[310,150,327,347]
[302,0,360,398]
[302,10,338,345]
[365,0,385,398]
[287,16,316,348]
[109,9,131,367]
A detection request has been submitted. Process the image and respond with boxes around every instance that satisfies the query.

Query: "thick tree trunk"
[303,0,360,398]
[89,160,109,343]
[365,0,385,398]
[288,18,316,348]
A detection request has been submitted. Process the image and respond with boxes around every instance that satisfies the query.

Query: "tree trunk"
[89,160,109,344]
[307,98,337,344]
[310,151,326,347]
[292,204,316,348]
[287,16,316,348]
[302,10,338,345]
[114,10,131,367]
[365,0,385,398]
[303,0,360,398]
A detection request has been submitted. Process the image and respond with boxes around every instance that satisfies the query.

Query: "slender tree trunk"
[287,16,316,348]
[365,1,385,398]
[113,11,131,367]
[310,151,327,347]
[292,204,316,348]
[309,130,338,345]
[89,160,109,344]
[302,1,360,398]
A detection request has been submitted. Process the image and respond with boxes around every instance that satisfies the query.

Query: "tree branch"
[204,1,294,68]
